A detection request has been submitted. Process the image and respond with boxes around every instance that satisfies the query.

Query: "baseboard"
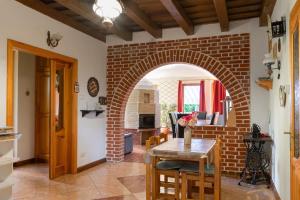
[77,158,106,173]
[271,179,281,200]
[13,158,36,167]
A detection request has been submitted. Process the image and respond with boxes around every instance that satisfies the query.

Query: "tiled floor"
[12,148,277,200]
[124,145,145,163]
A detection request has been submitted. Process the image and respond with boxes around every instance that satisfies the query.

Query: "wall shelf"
[80,110,105,117]
[256,79,273,90]
[0,133,21,142]
[0,157,13,167]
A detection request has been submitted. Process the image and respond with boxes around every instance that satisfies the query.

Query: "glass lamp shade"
[93,0,123,20]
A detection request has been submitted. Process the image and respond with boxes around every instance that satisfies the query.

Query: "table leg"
[151,156,158,200]
[199,158,205,200]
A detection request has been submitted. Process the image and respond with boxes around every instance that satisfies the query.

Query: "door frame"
[290,0,300,199]
[6,39,78,174]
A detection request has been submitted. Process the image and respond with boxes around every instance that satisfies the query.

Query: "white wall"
[270,0,296,199]
[0,0,107,167]
[107,18,270,132]
[17,52,36,161]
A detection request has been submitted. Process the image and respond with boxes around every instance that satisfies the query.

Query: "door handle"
[284,132,291,135]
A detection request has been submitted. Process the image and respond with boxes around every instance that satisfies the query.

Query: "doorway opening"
[124,63,235,162]
[6,40,78,179]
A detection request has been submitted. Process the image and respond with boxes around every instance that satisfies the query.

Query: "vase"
[184,126,192,146]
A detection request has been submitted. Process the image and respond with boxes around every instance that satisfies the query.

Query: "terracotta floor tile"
[12,146,277,200]
[117,175,146,193]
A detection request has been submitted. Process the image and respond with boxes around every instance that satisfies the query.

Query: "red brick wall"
[107,33,251,173]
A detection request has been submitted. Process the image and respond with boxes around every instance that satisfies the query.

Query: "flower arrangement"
[177,112,198,127]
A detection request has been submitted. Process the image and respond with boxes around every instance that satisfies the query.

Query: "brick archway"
[107,34,250,173]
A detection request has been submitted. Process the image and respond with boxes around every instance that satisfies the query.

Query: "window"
[183,85,200,113]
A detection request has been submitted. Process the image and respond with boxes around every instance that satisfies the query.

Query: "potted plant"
[160,103,177,134]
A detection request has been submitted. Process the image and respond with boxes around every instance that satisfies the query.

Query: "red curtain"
[177,80,184,112]
[212,80,226,114]
[199,81,206,112]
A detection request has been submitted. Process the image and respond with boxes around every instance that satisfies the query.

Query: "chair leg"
[175,173,180,200]
[181,173,187,200]
[199,159,205,200]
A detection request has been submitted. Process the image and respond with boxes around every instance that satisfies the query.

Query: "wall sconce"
[263,53,281,79]
[271,17,286,38]
[47,31,63,48]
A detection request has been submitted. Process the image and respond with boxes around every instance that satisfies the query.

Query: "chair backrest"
[213,112,220,125]
[197,112,207,120]
[169,113,176,137]
[156,132,168,144]
[210,113,216,125]
[146,136,157,151]
[214,136,221,166]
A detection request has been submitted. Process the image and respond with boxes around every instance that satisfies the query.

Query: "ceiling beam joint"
[260,0,277,26]
[212,0,229,32]
[160,0,194,35]
[16,0,106,42]
[121,0,162,38]
[55,0,132,41]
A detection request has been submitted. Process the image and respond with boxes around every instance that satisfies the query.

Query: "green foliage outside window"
[161,103,177,127]
[184,104,199,113]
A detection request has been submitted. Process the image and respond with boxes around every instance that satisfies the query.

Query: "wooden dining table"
[146,138,218,200]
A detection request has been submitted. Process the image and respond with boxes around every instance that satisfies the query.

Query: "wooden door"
[35,57,51,162]
[291,1,300,199]
[49,59,71,179]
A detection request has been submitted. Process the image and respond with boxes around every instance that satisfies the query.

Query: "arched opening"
[107,49,250,173]
[123,63,236,162]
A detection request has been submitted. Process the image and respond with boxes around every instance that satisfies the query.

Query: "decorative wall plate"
[87,77,99,97]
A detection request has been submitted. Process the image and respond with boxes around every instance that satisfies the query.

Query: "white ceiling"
[141,63,217,81]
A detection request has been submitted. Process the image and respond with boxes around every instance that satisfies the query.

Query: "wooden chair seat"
[156,160,184,170]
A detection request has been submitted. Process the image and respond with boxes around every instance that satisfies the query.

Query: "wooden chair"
[180,137,222,200]
[145,135,182,200]
[146,136,157,200]
[156,132,168,144]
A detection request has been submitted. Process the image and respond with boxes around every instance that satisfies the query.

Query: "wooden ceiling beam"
[260,0,277,26]
[121,0,162,38]
[55,0,132,41]
[16,0,106,42]
[212,0,229,31]
[160,0,194,35]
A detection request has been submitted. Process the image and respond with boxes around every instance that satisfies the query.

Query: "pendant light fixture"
[93,0,123,27]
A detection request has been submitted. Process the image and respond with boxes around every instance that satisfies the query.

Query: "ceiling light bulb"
[93,0,123,19]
